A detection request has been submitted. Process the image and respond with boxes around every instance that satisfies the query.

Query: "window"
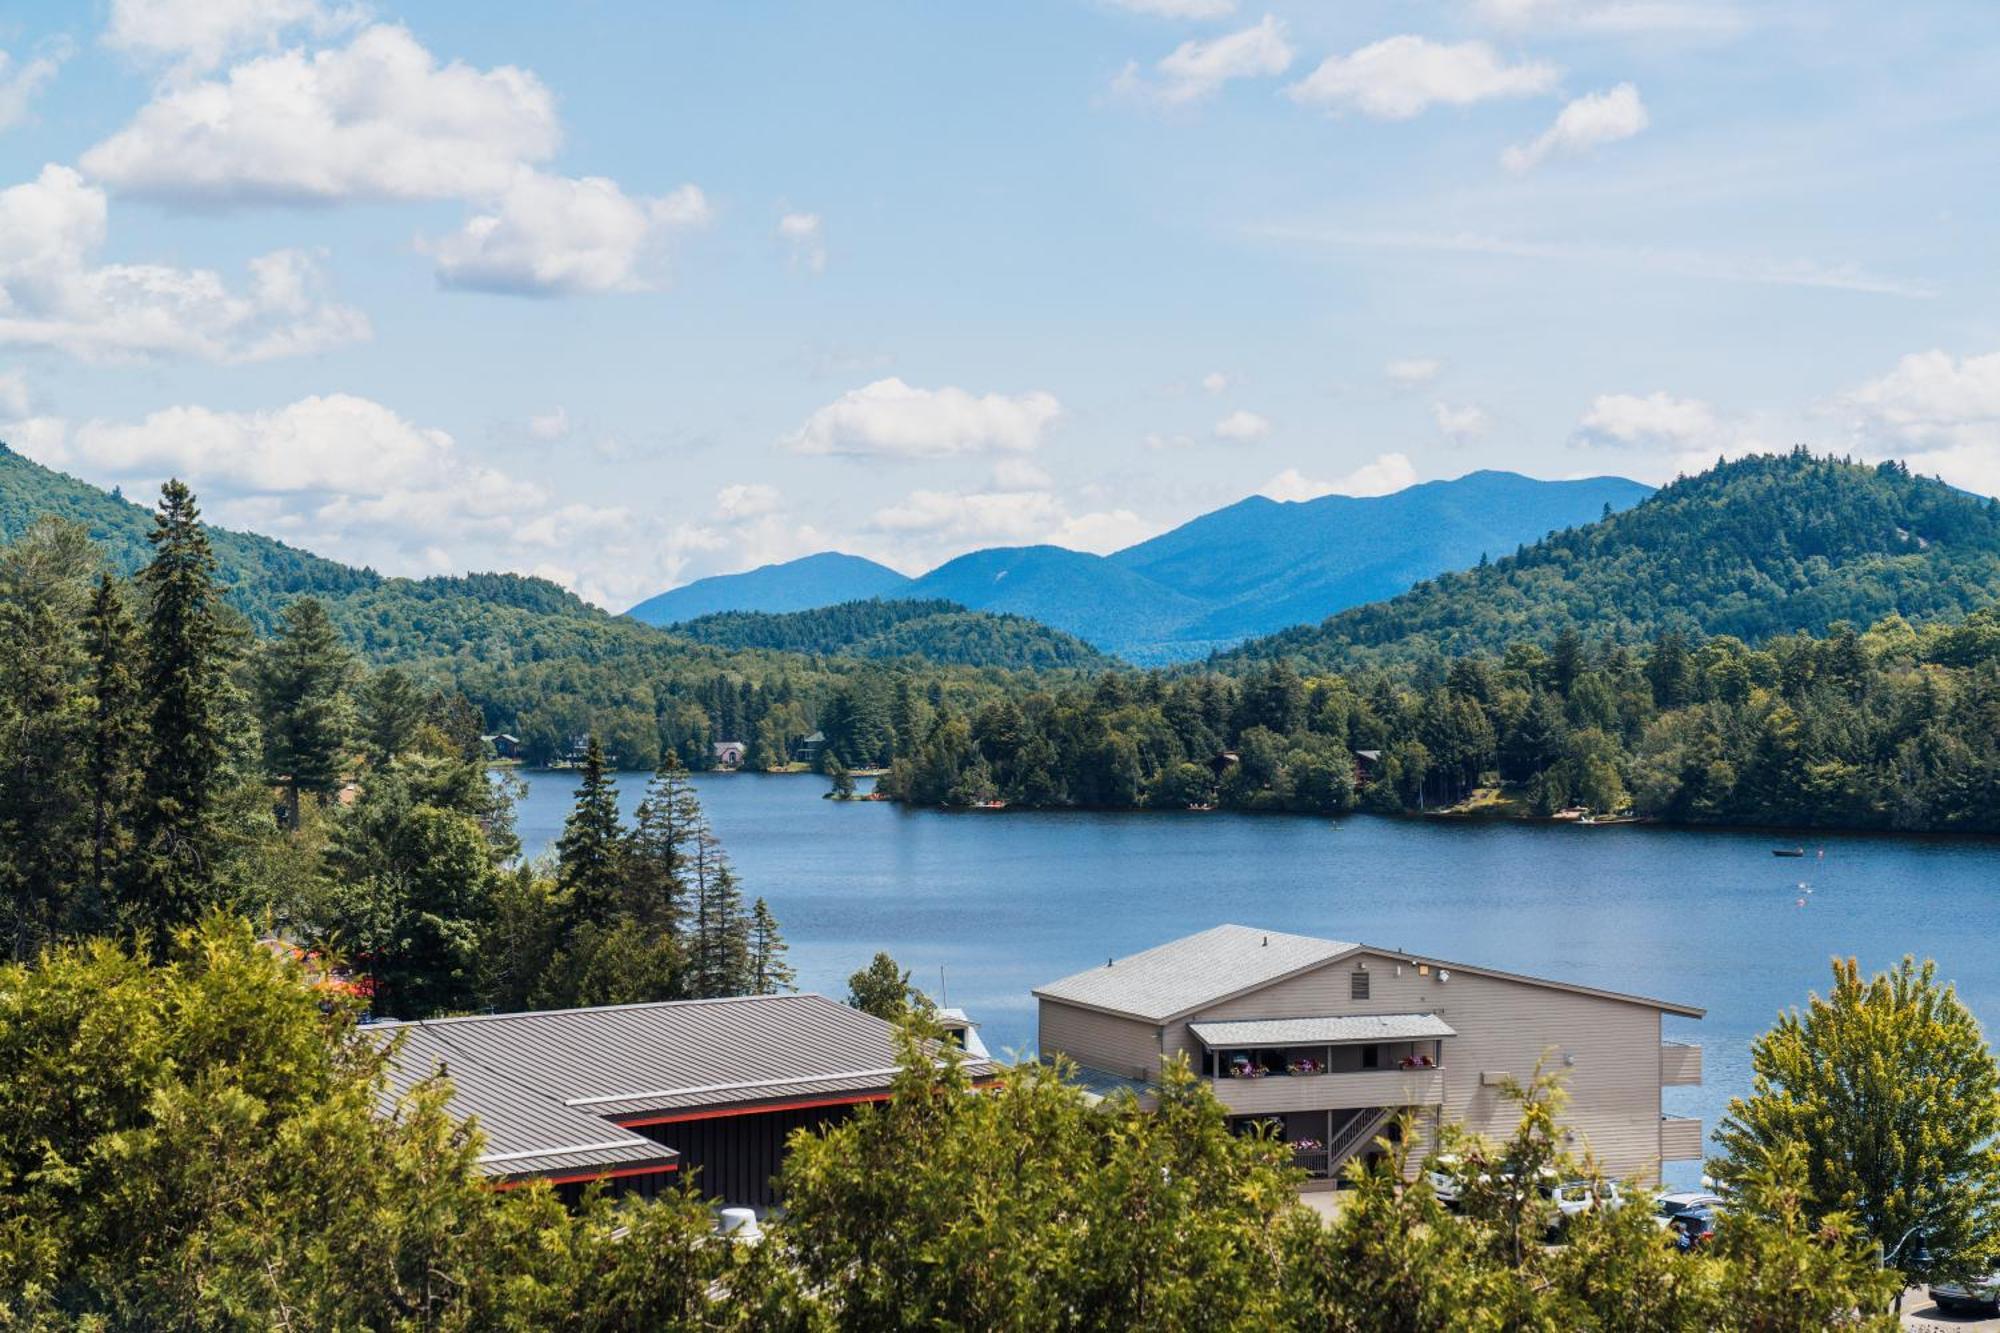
[1361,1044,1380,1070]
[1350,969,1371,1000]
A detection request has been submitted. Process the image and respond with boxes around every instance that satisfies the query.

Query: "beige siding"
[1039,1000,1158,1080]
[1211,1067,1445,1116]
[1166,950,1672,1182]
[1660,1117,1705,1162]
[1661,1042,1702,1086]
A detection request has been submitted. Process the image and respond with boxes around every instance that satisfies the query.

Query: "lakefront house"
[1035,924,1703,1185]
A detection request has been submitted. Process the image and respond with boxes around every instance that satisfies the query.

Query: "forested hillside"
[1222,452,2000,669]
[666,598,1115,670]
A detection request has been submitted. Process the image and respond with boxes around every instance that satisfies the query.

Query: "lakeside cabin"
[711,739,748,770]
[1036,924,1703,1187]
[371,993,996,1210]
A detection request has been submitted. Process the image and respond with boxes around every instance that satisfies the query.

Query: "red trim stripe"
[497,1161,680,1190]
[613,1091,892,1128]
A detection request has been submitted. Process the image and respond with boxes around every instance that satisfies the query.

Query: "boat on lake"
[1773,847,1806,857]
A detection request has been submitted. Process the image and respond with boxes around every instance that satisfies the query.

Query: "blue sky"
[1,0,1996,608]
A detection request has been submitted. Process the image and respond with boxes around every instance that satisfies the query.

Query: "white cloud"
[81,25,560,205]
[1385,357,1440,386]
[527,406,570,441]
[866,486,1152,560]
[1214,409,1272,441]
[1502,83,1648,171]
[0,164,367,363]
[991,457,1055,491]
[0,369,31,418]
[0,46,66,132]
[1838,350,2000,495]
[103,0,364,74]
[1286,36,1558,120]
[787,377,1062,458]
[429,172,710,295]
[1579,390,1715,442]
[1143,432,1198,450]
[777,211,827,274]
[1261,452,1420,501]
[1201,370,1231,393]
[715,482,782,519]
[1434,401,1490,439]
[1114,14,1292,105]
[1104,0,1238,17]
[1471,0,1744,37]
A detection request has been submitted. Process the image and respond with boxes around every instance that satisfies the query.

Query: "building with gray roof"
[373,991,994,1206]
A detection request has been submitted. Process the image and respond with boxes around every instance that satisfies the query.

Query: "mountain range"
[625,470,1656,662]
[1219,450,2000,669]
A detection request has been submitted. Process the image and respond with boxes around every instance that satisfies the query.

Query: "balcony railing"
[1661,1116,1704,1162]
[1661,1042,1702,1087]
[1213,1066,1446,1115]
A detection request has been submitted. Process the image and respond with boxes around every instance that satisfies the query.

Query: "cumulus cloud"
[0,369,31,418]
[1472,0,1744,37]
[0,46,67,132]
[1503,83,1648,171]
[1433,401,1490,439]
[1214,409,1272,441]
[867,485,1152,561]
[777,212,826,274]
[1286,36,1558,120]
[103,0,364,74]
[82,25,560,205]
[1201,370,1231,393]
[1385,357,1440,386]
[429,173,710,295]
[0,164,367,362]
[1579,390,1715,443]
[1104,0,1238,16]
[1839,349,2000,495]
[527,406,570,441]
[1261,452,1420,501]
[1113,14,1292,105]
[787,378,1062,458]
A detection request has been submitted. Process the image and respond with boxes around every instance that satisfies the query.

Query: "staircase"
[1325,1106,1395,1173]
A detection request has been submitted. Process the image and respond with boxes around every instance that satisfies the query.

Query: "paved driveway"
[1903,1287,2000,1330]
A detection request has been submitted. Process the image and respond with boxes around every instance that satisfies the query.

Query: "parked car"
[1541,1180,1627,1224]
[1930,1272,2000,1315]
[1653,1189,1725,1228]
[1666,1205,1717,1251]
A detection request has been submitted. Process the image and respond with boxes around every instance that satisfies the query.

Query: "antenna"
[939,964,949,1009]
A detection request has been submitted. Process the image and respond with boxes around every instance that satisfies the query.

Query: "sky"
[1,0,1997,610]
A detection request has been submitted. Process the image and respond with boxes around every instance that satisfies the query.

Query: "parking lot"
[1901,1288,2000,1330]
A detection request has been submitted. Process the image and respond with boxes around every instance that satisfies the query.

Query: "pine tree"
[0,519,93,956]
[747,898,795,995]
[133,480,231,930]
[627,757,706,936]
[358,666,426,768]
[554,736,625,931]
[689,830,750,997]
[257,597,356,826]
[80,574,141,930]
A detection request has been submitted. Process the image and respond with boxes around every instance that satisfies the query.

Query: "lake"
[512,767,2000,1186]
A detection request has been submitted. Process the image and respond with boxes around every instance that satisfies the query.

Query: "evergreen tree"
[627,757,705,936]
[747,897,795,995]
[257,597,356,826]
[134,481,232,930]
[846,951,918,1020]
[825,754,855,800]
[689,830,751,997]
[80,574,141,929]
[554,736,625,931]
[358,666,426,767]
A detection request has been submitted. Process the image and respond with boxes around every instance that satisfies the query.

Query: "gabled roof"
[1034,925,1706,1023]
[373,992,997,1177]
[1034,924,1360,1024]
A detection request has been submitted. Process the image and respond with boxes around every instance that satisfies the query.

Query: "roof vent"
[1107,957,1113,967]
[1262,936,1269,946]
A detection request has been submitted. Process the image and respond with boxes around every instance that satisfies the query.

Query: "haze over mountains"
[627,471,1655,663]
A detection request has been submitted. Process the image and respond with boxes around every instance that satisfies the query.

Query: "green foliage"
[1225,451,2000,669]
[670,597,1116,670]
[846,950,919,1021]
[255,596,356,823]
[1715,955,2000,1284]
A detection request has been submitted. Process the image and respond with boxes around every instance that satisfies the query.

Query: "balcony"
[1212,1066,1447,1115]
[1661,1116,1704,1162]
[1661,1041,1702,1087]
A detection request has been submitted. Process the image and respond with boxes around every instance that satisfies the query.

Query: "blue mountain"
[626,551,910,625]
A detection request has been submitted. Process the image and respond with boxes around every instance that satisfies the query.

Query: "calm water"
[512,768,2000,1184]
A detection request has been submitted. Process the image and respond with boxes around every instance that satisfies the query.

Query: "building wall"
[1158,951,1672,1182]
[1038,999,1158,1082]
[628,1101,863,1209]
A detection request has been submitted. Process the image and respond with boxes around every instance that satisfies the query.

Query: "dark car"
[1930,1272,2000,1315]
[1665,1206,1716,1251]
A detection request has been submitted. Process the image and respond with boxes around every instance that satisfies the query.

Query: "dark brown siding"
[630,1102,864,1208]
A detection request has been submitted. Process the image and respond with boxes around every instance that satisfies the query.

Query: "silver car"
[1931,1272,2000,1315]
